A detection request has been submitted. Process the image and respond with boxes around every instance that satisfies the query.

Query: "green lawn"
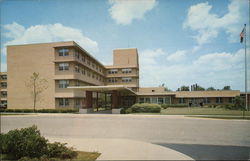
[1,151,101,161]
[0,113,34,116]
[161,107,250,116]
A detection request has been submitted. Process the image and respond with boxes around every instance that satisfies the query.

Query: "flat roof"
[68,85,136,95]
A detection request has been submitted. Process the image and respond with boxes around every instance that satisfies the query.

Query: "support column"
[96,92,99,111]
[112,90,118,109]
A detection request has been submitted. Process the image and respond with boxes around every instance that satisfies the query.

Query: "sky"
[0,0,249,91]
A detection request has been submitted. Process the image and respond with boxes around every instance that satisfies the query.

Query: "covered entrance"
[68,85,136,113]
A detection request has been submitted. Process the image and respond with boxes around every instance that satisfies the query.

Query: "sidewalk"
[48,137,193,160]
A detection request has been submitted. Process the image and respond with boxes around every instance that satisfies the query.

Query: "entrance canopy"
[68,85,137,95]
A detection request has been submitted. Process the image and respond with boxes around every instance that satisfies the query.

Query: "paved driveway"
[1,114,250,160]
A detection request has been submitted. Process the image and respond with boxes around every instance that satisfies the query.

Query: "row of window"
[108,68,133,74]
[107,77,132,83]
[58,63,104,82]
[178,97,234,104]
[58,98,81,107]
[58,48,103,73]
[139,97,171,104]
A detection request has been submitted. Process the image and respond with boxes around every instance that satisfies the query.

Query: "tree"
[223,86,231,90]
[196,85,205,91]
[234,96,244,110]
[25,72,48,111]
[207,87,216,91]
[177,85,189,91]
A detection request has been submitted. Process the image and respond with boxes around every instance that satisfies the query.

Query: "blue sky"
[0,0,249,91]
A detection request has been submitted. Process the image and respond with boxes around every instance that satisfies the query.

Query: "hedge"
[0,125,77,160]
[161,104,188,109]
[126,103,161,113]
[0,108,79,113]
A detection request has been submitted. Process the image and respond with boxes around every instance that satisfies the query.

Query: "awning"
[68,85,137,95]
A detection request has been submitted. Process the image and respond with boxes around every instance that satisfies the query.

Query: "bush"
[0,108,79,113]
[120,108,126,114]
[1,125,48,159]
[47,142,77,159]
[0,126,78,160]
[128,103,161,113]
[161,104,188,109]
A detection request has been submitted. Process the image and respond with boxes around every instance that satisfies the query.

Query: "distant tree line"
[176,84,231,91]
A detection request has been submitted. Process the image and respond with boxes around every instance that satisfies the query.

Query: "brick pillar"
[85,91,93,108]
[112,90,118,109]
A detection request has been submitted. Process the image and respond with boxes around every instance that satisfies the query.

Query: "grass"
[0,151,101,161]
[187,115,250,120]
[160,107,250,116]
[73,151,101,161]
[0,113,33,116]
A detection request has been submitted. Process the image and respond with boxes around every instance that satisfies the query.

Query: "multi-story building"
[4,41,245,112]
[0,72,7,108]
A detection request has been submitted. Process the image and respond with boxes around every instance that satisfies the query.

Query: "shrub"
[0,108,79,113]
[0,126,78,160]
[47,142,77,159]
[1,125,48,159]
[129,103,161,113]
[125,108,132,114]
[120,108,126,114]
[161,104,188,109]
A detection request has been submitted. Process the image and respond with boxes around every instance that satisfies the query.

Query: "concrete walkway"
[48,137,193,160]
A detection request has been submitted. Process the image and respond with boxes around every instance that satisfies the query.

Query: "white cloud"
[167,50,187,62]
[2,22,98,55]
[184,0,247,44]
[108,0,157,25]
[140,48,164,65]
[139,48,247,91]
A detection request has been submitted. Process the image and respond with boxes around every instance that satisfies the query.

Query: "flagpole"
[244,24,248,111]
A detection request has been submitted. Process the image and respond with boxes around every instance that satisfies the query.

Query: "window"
[108,78,117,83]
[1,91,7,97]
[229,97,234,103]
[75,80,80,86]
[81,68,85,75]
[87,59,90,65]
[92,73,95,79]
[204,98,211,104]
[122,68,132,74]
[59,80,69,88]
[216,97,223,103]
[87,71,91,77]
[58,48,69,56]
[179,98,186,104]
[152,97,157,104]
[75,99,80,106]
[75,65,80,73]
[96,75,99,80]
[1,82,7,88]
[108,69,118,74]
[59,98,69,106]
[158,97,164,104]
[152,90,155,92]
[145,98,150,103]
[122,77,132,82]
[1,75,7,80]
[92,63,95,68]
[59,63,69,71]
[75,51,80,59]
[139,98,144,104]
[165,97,171,104]
[82,56,85,62]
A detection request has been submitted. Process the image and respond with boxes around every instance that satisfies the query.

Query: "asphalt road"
[1,114,250,160]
